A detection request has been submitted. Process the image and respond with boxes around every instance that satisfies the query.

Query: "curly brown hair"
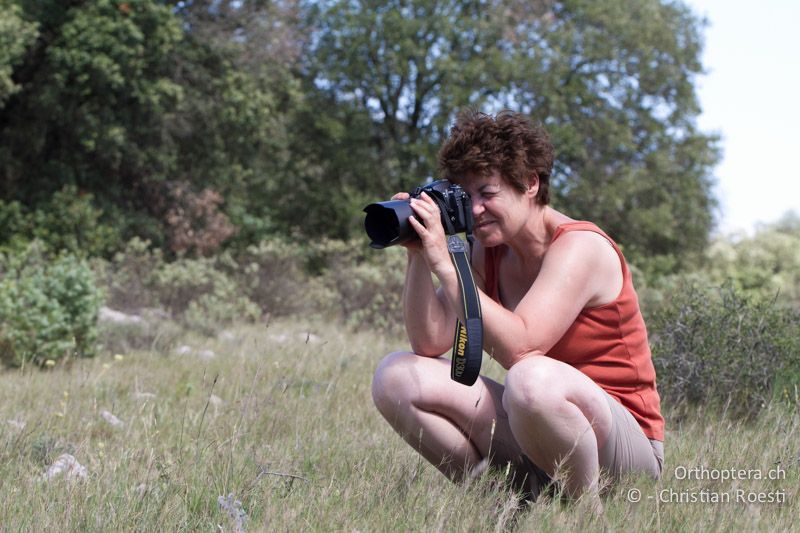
[437,110,555,204]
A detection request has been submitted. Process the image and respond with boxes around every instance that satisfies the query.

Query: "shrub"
[236,237,406,333]
[92,237,164,312]
[0,242,103,367]
[91,236,406,338]
[162,182,237,257]
[704,221,800,309]
[649,280,800,418]
[151,253,260,334]
[94,239,260,335]
[235,238,336,317]
[0,186,121,258]
[319,240,406,335]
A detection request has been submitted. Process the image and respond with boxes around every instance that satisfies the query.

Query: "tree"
[501,0,719,271]
[0,0,296,254]
[0,0,185,246]
[307,0,511,192]
[0,0,38,107]
[304,0,719,267]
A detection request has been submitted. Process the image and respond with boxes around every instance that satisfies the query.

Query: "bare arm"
[402,250,456,356]
[436,231,622,369]
[407,192,621,369]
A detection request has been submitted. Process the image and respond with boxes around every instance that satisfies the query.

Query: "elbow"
[409,339,448,358]
[500,317,548,368]
[502,347,547,370]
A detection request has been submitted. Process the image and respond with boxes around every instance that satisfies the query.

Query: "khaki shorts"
[515,391,663,498]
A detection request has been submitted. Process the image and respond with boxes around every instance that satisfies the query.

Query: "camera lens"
[363,200,416,248]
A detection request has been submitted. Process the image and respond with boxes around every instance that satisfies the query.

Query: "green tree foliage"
[0,186,121,257]
[0,0,38,106]
[307,0,510,190]
[504,0,720,271]
[0,0,184,245]
[1,0,719,265]
[0,0,291,253]
[304,0,719,264]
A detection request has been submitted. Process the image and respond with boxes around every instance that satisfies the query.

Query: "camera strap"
[426,194,483,386]
[447,235,483,385]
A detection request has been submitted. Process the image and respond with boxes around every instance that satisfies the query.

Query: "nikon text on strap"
[447,235,483,385]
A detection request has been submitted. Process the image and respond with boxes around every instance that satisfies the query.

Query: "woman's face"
[461,169,535,247]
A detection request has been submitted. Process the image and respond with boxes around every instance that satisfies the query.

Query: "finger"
[407,214,429,236]
[391,192,410,201]
[409,198,433,217]
[410,199,442,229]
[419,191,439,208]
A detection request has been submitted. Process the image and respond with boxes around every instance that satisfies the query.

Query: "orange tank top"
[484,221,665,441]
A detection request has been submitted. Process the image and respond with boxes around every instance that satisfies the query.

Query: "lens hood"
[363,200,417,248]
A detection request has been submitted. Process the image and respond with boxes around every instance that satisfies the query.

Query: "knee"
[371,351,419,416]
[502,356,564,419]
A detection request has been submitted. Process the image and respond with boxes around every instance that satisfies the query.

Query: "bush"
[226,237,406,333]
[92,237,164,312]
[0,242,103,367]
[235,238,336,317]
[319,240,406,335]
[704,219,800,309]
[649,280,800,418]
[94,239,260,335]
[0,186,121,258]
[91,236,406,338]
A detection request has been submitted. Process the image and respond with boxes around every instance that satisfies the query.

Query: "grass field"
[0,318,797,531]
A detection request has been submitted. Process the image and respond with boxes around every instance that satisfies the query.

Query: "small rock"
[209,394,223,407]
[99,306,143,325]
[45,454,88,482]
[268,333,290,344]
[198,349,215,359]
[176,345,193,355]
[302,332,322,344]
[100,410,124,427]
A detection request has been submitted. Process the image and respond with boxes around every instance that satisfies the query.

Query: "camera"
[364,180,474,249]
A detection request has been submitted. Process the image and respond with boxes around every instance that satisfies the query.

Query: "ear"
[526,172,540,199]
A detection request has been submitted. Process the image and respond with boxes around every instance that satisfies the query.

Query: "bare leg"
[372,352,527,482]
[502,355,612,498]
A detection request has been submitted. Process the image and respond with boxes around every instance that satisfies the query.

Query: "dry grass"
[0,318,797,531]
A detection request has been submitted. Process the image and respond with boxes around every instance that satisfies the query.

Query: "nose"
[471,196,485,219]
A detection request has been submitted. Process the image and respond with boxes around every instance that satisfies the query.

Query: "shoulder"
[543,226,623,305]
[545,229,616,269]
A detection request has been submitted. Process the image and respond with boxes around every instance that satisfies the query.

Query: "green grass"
[0,318,797,531]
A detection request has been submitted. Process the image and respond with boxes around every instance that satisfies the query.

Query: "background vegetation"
[0,0,798,529]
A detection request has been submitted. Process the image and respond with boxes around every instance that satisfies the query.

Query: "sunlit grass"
[0,318,797,530]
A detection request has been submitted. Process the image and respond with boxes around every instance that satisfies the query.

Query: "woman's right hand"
[391,192,423,252]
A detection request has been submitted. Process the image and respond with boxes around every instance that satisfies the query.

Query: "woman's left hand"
[407,192,453,277]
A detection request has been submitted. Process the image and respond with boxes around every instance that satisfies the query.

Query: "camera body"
[364,180,474,249]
